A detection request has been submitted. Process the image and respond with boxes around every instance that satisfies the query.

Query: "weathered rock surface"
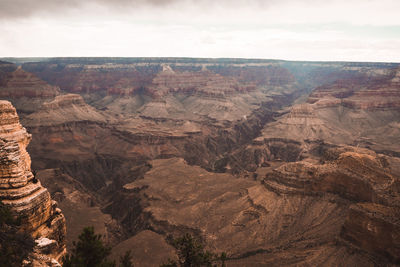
[253,67,400,160]
[110,230,177,267]
[24,94,110,127]
[0,100,66,265]
[21,59,295,121]
[105,157,389,266]
[0,66,60,115]
[5,58,400,266]
[263,146,400,262]
[309,67,400,110]
[341,203,400,263]
[37,168,122,250]
[0,66,58,98]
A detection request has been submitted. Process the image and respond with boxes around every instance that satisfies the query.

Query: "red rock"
[0,67,59,98]
[0,100,66,264]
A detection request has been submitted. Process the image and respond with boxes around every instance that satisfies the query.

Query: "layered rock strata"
[263,146,400,262]
[308,67,400,110]
[0,66,60,115]
[147,68,254,98]
[24,94,109,127]
[0,100,66,265]
[0,66,59,98]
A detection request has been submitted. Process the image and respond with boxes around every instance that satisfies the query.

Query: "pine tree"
[160,233,227,267]
[0,201,34,266]
[119,250,134,267]
[62,226,115,267]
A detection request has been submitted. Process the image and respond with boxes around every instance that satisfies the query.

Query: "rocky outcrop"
[23,94,110,127]
[254,67,400,158]
[105,157,377,266]
[308,67,400,110]
[0,100,66,265]
[22,62,160,95]
[263,146,400,262]
[146,68,254,99]
[341,203,400,263]
[0,66,59,98]
[0,66,60,115]
[256,104,332,142]
[265,146,397,201]
[0,60,17,80]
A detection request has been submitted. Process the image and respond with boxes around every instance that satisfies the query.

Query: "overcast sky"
[0,0,399,62]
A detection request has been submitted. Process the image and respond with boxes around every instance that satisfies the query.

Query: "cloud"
[0,0,177,19]
[1,0,398,28]
[0,0,399,61]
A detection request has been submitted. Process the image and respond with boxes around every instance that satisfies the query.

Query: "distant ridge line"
[1,57,399,66]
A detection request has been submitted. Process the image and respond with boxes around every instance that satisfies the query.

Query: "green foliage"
[119,250,134,267]
[0,201,34,266]
[161,233,227,267]
[63,226,134,267]
[62,226,115,267]
[160,259,178,267]
[0,201,15,226]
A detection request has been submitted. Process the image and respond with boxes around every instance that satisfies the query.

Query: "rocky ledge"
[147,67,255,98]
[308,67,400,110]
[0,100,66,265]
[263,145,400,262]
[0,66,59,98]
[23,94,109,127]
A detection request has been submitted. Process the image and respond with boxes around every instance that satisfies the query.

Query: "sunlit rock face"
[0,100,66,265]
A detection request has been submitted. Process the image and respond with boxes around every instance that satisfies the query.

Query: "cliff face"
[251,67,400,162]
[308,67,400,110]
[263,145,400,262]
[21,62,282,121]
[0,66,60,115]
[24,94,109,127]
[0,100,66,266]
[0,66,59,98]
[146,67,255,98]
[22,63,160,95]
[22,61,294,98]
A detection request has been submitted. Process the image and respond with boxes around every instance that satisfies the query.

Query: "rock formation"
[0,66,58,98]
[0,65,60,115]
[0,100,66,266]
[252,66,400,161]
[263,145,400,262]
[308,67,400,110]
[24,94,109,127]
[105,156,396,266]
[5,57,399,266]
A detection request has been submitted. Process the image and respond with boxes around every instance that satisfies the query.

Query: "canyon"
[0,57,399,266]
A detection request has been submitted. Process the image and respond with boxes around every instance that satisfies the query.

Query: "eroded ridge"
[0,100,66,266]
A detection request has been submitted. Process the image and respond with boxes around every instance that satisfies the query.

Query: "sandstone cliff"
[0,67,58,98]
[308,67,400,110]
[0,66,60,114]
[253,67,400,159]
[0,100,66,266]
[24,94,110,127]
[263,145,400,262]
